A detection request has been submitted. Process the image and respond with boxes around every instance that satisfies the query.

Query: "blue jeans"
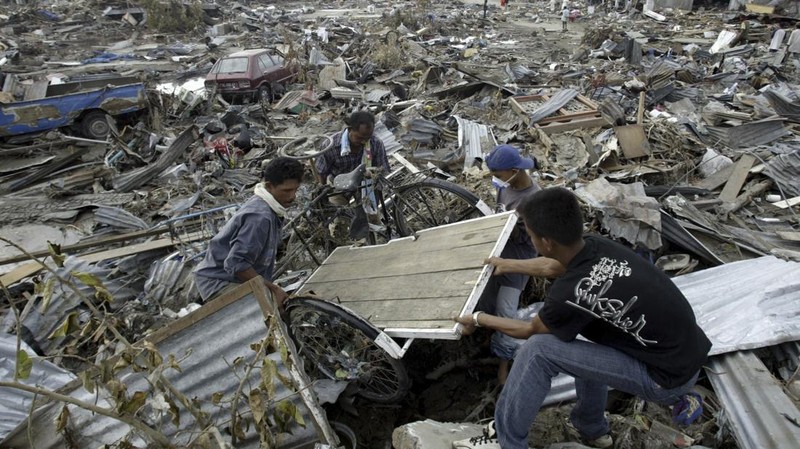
[495,334,699,449]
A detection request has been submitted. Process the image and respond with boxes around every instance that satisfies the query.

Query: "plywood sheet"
[297,212,517,339]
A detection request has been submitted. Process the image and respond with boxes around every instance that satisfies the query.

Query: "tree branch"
[0,381,173,448]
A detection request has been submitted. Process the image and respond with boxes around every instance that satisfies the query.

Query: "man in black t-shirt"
[453,187,711,449]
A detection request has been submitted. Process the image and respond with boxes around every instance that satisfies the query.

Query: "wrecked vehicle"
[0,76,147,141]
[204,48,296,103]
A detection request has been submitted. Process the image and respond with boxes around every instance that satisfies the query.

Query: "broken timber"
[509,93,608,134]
[0,231,206,287]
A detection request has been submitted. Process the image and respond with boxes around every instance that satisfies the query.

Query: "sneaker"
[586,434,613,449]
[452,421,499,448]
[672,392,703,426]
[451,434,500,448]
[564,419,613,449]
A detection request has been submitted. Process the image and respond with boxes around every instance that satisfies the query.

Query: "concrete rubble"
[0,0,799,448]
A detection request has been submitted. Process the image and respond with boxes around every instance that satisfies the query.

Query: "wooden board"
[296,212,517,340]
[695,164,736,191]
[777,231,800,242]
[319,224,503,266]
[300,268,480,301]
[773,195,800,209]
[0,231,205,287]
[719,154,756,203]
[614,125,650,159]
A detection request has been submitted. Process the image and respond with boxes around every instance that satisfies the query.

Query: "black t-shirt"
[538,236,711,388]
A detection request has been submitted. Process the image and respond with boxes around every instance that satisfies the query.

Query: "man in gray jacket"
[194,157,304,304]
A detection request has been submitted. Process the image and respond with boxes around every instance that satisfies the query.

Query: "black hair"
[518,187,584,246]
[262,157,304,185]
[346,111,375,130]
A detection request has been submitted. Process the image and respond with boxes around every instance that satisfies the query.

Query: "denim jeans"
[495,334,699,449]
[490,285,523,360]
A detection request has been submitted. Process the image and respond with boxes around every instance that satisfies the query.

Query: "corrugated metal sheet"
[453,115,497,171]
[1,289,333,448]
[707,351,800,449]
[112,126,199,192]
[329,87,362,100]
[401,118,443,146]
[142,256,195,305]
[366,89,391,103]
[704,118,789,149]
[0,333,75,440]
[763,88,800,122]
[8,256,140,356]
[764,148,800,197]
[660,212,724,266]
[94,205,149,230]
[673,256,800,356]
[527,89,579,124]
[374,120,403,155]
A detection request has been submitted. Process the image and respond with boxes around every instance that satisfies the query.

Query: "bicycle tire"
[278,135,333,160]
[283,297,410,404]
[391,178,490,236]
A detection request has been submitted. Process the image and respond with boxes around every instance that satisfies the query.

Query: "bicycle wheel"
[391,178,490,236]
[278,135,333,160]
[283,297,410,403]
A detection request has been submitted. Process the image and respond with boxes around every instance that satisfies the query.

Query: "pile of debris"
[1,0,799,448]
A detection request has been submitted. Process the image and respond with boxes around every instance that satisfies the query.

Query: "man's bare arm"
[455,313,550,339]
[484,256,565,278]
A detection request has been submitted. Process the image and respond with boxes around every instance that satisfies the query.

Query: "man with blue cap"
[476,144,542,387]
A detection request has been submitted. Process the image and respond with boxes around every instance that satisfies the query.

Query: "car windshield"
[211,57,249,74]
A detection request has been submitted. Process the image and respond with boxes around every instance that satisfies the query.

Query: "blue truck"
[0,75,148,142]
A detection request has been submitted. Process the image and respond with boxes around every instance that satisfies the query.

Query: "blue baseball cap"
[485,144,536,171]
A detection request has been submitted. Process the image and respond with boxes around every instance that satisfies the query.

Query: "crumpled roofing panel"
[0,333,76,440]
[764,147,800,197]
[707,351,800,449]
[673,256,800,356]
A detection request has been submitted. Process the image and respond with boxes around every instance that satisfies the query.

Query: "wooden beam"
[0,225,188,266]
[637,90,646,125]
[0,231,205,287]
[773,195,800,209]
[719,154,756,203]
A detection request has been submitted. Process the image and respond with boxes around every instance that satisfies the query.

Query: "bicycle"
[274,134,492,277]
[273,134,492,402]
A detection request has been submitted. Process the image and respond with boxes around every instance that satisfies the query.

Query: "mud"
[326,332,738,449]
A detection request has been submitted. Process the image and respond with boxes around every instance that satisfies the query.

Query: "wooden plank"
[0,225,190,266]
[615,125,650,158]
[319,224,504,266]
[536,110,602,125]
[535,116,609,134]
[719,154,756,202]
[375,319,457,330]
[745,3,774,13]
[316,213,511,265]
[298,268,479,301]
[773,195,800,209]
[695,163,736,191]
[637,91,646,125]
[340,296,466,322]
[776,231,800,242]
[305,242,495,284]
[0,231,205,287]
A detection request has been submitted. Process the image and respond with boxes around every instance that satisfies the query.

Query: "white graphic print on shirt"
[567,257,657,346]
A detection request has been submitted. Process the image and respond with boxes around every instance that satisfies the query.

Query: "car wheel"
[81,111,112,140]
[258,85,273,103]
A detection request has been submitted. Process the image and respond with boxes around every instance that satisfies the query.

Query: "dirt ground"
[323,328,736,448]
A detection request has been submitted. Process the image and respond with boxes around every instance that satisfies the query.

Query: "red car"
[205,49,295,103]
